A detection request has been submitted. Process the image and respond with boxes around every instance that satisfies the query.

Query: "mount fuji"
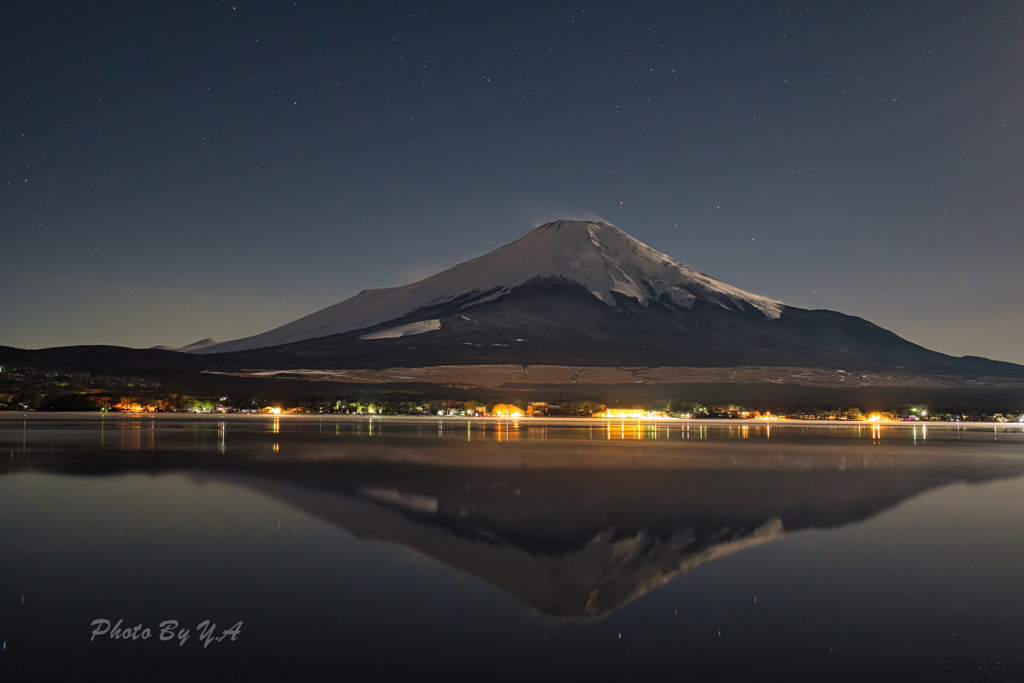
[191,220,1018,375]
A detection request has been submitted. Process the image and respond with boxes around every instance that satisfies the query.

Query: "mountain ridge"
[4,220,1019,382]
[161,219,1023,377]
[196,220,784,354]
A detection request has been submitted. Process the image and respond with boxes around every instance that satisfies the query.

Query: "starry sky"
[3,1,1023,363]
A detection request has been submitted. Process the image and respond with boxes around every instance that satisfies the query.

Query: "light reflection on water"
[4,414,1023,452]
[1,415,1024,682]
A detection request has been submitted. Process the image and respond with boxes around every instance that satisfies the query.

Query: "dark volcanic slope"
[209,279,1022,377]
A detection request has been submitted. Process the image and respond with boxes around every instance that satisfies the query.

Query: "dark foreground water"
[2,415,1024,682]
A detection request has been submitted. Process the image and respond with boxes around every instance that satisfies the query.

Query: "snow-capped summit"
[197,221,783,354]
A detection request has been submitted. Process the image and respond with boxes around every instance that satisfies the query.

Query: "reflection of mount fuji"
[211,457,1024,617]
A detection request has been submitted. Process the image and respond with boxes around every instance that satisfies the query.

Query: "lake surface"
[2,414,1024,682]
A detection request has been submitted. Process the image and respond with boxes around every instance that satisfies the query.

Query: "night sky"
[3,1,1022,363]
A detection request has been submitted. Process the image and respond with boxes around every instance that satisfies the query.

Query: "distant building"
[526,402,570,417]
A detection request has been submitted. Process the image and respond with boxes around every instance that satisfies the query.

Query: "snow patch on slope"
[359,319,441,340]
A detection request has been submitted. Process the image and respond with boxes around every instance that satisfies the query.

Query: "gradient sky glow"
[3,1,1023,362]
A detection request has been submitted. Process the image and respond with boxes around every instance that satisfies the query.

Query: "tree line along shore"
[1,365,1022,422]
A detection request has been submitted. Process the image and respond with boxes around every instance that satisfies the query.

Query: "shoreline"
[2,412,1022,429]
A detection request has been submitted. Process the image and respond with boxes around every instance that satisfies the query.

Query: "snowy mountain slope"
[196,221,783,354]
[178,338,221,352]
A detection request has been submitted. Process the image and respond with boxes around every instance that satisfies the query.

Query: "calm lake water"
[2,414,1024,682]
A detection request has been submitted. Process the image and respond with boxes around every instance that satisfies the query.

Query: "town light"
[492,404,525,417]
[595,409,669,419]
